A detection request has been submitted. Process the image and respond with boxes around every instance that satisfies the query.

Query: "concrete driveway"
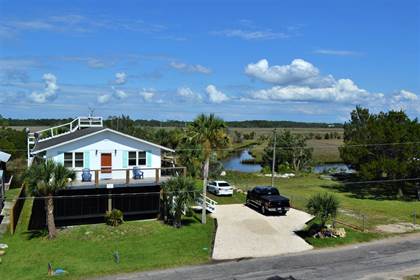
[211,204,313,260]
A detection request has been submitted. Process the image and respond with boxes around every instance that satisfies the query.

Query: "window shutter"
[146,151,152,167]
[122,151,128,168]
[56,151,64,164]
[83,151,90,168]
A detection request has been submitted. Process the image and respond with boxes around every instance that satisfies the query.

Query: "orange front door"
[101,153,112,174]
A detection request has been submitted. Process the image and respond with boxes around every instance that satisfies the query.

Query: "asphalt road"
[96,233,420,280]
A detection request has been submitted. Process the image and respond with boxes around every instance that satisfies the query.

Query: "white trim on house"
[31,128,175,154]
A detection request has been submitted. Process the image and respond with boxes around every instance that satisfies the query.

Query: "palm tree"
[187,114,229,224]
[306,193,340,228]
[23,159,75,239]
[161,176,197,228]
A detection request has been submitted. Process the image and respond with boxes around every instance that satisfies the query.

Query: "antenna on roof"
[88,107,95,118]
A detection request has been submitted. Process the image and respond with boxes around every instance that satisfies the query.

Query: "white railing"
[33,117,103,142]
[195,194,218,213]
[27,116,103,165]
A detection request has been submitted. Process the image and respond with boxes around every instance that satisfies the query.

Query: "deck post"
[108,189,112,212]
[182,167,187,177]
[155,168,160,184]
[126,169,130,185]
[95,170,99,187]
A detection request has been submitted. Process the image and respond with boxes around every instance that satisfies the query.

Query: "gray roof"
[31,127,175,153]
[32,127,105,153]
[0,151,11,163]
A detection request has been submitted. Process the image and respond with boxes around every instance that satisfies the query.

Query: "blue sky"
[0,0,419,122]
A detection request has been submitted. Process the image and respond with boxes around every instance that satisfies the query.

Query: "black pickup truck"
[246,186,290,215]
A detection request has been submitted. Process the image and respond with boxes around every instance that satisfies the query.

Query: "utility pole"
[271,128,277,188]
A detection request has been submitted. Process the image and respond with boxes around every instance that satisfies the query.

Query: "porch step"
[195,194,218,213]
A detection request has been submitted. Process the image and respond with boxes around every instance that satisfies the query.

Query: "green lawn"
[223,172,420,230]
[0,198,215,280]
[207,191,245,205]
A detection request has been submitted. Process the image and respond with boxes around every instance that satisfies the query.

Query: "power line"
[3,140,420,153]
[10,176,420,200]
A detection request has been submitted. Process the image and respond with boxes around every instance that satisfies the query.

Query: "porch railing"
[70,166,187,187]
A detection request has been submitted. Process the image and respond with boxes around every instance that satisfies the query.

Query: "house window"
[64,153,73,168]
[63,152,84,168]
[128,151,147,166]
[74,152,84,168]
[138,151,146,165]
[128,151,137,166]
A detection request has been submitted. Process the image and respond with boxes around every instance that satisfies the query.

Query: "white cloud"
[212,29,288,40]
[250,79,384,104]
[97,94,111,104]
[206,85,229,103]
[245,59,330,86]
[177,87,202,101]
[0,15,167,38]
[115,72,127,84]
[29,73,58,103]
[390,90,419,112]
[392,89,418,102]
[87,58,107,68]
[245,58,388,105]
[170,61,211,74]
[112,88,128,99]
[313,49,362,56]
[139,89,155,102]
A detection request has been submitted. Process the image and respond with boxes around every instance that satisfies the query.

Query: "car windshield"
[218,182,230,187]
[260,188,279,195]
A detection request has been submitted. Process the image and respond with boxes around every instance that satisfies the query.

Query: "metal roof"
[32,127,105,153]
[0,151,11,163]
[31,127,174,153]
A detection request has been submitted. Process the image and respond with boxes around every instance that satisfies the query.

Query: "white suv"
[207,180,233,196]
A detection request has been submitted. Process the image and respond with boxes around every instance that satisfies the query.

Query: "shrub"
[306,193,340,228]
[105,209,124,227]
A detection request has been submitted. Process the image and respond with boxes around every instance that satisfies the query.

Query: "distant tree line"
[1,114,342,129]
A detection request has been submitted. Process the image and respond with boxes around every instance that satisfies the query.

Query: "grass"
[222,172,420,230]
[207,191,246,205]
[302,227,388,248]
[405,276,420,280]
[0,198,215,280]
[247,136,343,164]
[4,186,22,202]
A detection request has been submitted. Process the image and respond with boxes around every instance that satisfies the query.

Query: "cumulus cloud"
[177,87,202,101]
[246,58,388,105]
[170,61,211,74]
[245,58,326,85]
[250,79,384,104]
[29,73,59,103]
[97,94,111,104]
[115,72,127,84]
[390,90,419,112]
[206,85,229,103]
[139,89,155,102]
[392,89,418,102]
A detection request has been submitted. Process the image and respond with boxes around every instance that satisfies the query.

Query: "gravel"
[211,204,313,260]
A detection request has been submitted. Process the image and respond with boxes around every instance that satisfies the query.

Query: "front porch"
[69,166,186,189]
